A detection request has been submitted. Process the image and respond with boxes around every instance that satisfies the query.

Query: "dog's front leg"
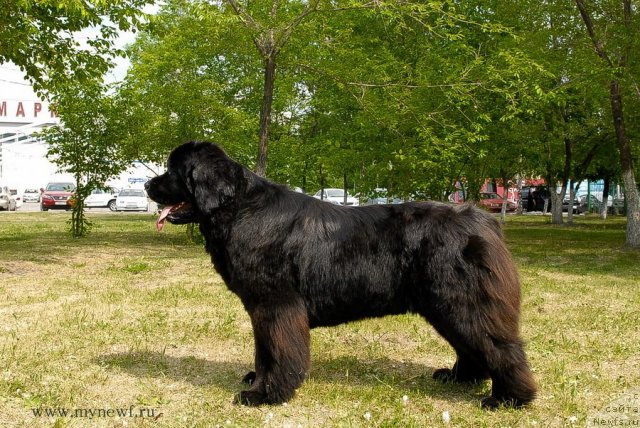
[235,295,310,406]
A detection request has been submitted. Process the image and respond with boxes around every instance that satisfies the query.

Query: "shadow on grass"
[96,351,484,405]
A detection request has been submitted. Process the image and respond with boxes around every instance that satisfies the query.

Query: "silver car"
[22,188,41,203]
[313,188,360,206]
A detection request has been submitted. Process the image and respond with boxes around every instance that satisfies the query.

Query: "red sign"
[0,100,58,121]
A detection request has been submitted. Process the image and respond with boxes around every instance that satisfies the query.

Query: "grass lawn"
[1,212,639,427]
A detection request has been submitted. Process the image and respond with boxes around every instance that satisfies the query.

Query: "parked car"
[365,196,404,205]
[85,187,119,211]
[9,189,22,209]
[562,196,587,214]
[115,189,149,211]
[23,188,41,203]
[611,197,626,214]
[478,192,517,212]
[363,188,404,205]
[0,186,17,211]
[313,188,359,206]
[579,193,625,214]
[40,182,76,211]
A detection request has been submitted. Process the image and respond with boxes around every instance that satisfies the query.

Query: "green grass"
[1,212,639,427]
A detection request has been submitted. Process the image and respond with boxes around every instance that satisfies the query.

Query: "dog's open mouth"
[156,202,195,231]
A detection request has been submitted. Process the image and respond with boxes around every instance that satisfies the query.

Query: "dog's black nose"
[144,180,150,190]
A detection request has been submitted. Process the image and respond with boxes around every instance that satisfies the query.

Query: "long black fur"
[145,141,537,408]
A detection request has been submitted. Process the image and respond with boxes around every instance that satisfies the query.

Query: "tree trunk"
[255,52,277,177]
[566,186,574,225]
[343,172,348,205]
[567,181,581,225]
[302,161,307,194]
[600,177,610,220]
[549,189,564,224]
[499,172,509,224]
[552,138,572,224]
[610,80,640,247]
[319,164,325,200]
[516,176,524,215]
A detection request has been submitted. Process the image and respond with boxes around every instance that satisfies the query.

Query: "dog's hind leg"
[424,297,537,409]
[235,295,310,406]
[432,351,490,383]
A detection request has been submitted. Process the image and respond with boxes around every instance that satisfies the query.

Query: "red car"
[40,182,76,211]
[478,192,517,212]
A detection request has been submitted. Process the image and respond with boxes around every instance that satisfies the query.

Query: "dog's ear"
[186,148,244,213]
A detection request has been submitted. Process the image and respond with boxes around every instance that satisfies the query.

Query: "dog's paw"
[234,390,267,406]
[432,368,454,382]
[480,396,502,410]
[242,371,256,385]
[481,395,527,410]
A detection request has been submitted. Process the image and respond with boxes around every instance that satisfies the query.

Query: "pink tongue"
[156,205,176,232]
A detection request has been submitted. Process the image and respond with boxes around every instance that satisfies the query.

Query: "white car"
[23,188,41,203]
[0,186,17,211]
[10,189,22,209]
[313,188,359,206]
[85,187,119,211]
[115,189,149,212]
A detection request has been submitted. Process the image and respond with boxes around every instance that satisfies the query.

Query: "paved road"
[5,202,159,214]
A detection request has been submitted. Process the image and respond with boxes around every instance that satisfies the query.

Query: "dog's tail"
[457,205,537,406]
[457,205,520,314]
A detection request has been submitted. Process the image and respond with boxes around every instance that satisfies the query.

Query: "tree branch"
[274,0,321,54]
[225,0,269,55]
[620,0,631,67]
[225,0,262,32]
[574,141,600,180]
[346,81,482,89]
[574,0,613,67]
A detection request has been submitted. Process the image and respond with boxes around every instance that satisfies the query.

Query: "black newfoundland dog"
[145,141,536,409]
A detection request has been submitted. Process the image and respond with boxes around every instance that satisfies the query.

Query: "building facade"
[0,65,161,195]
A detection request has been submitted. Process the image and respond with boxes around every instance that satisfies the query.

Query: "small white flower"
[442,411,451,424]
[363,411,372,421]
[402,395,409,405]
[568,416,577,424]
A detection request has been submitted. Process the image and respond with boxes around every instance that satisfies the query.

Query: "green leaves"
[113,0,549,199]
[0,0,153,97]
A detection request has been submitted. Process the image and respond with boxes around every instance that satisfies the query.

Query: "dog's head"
[146,141,245,231]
